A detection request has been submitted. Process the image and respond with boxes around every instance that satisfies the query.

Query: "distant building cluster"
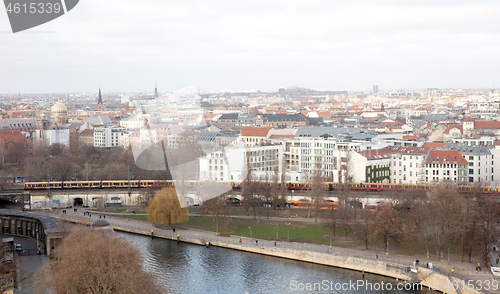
[1,85,500,187]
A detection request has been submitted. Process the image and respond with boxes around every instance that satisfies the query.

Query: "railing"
[48,210,485,292]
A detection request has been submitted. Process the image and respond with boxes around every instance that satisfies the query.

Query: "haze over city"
[3,1,500,293]
[2,0,500,93]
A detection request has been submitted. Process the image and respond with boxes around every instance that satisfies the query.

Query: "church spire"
[97,88,103,111]
[154,81,158,99]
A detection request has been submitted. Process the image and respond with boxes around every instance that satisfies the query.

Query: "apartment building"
[199,144,284,182]
[93,126,127,148]
[445,144,494,184]
[423,150,468,184]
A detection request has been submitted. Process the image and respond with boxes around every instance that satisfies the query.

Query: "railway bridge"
[0,186,419,210]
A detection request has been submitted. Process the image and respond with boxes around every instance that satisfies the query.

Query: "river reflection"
[119,232,435,294]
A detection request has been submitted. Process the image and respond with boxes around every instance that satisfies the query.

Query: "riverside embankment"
[47,210,484,294]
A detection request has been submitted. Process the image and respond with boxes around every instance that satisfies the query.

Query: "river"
[118,232,435,293]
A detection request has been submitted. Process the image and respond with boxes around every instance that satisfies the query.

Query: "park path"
[47,208,497,293]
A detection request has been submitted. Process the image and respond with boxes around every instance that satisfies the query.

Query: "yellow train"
[24,180,495,194]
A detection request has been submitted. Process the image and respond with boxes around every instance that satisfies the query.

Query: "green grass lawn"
[184,216,342,245]
[105,214,149,222]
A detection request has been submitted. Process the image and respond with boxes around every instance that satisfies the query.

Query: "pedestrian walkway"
[45,208,497,293]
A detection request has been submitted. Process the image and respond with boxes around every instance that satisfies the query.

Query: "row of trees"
[18,143,171,182]
[327,182,500,266]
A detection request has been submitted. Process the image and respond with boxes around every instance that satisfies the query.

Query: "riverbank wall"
[57,215,481,294]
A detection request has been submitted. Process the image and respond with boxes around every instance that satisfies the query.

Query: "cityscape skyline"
[1,1,500,93]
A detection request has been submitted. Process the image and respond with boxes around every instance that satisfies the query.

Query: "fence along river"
[118,232,435,293]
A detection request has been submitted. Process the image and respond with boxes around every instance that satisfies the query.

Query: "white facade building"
[33,129,70,147]
[120,120,145,129]
[199,144,284,182]
[93,126,127,148]
[390,152,426,184]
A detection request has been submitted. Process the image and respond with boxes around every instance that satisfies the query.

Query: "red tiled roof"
[424,150,468,165]
[358,146,430,160]
[463,117,473,122]
[474,121,500,129]
[241,127,275,137]
[443,125,463,134]
[403,135,421,141]
[0,130,31,147]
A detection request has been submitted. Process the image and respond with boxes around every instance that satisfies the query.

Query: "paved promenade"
[44,208,497,293]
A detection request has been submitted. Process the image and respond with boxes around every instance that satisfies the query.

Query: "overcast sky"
[1,0,499,94]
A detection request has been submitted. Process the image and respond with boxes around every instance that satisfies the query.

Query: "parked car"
[15,244,22,252]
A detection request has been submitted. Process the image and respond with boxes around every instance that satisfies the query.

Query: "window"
[469,169,473,174]
[469,162,473,166]
[469,177,474,182]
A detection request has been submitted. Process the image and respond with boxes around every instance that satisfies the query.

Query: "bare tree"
[461,197,480,263]
[34,229,161,294]
[338,205,353,239]
[426,182,462,259]
[241,151,261,219]
[279,157,287,211]
[270,166,281,211]
[477,196,500,268]
[371,203,400,253]
[355,210,373,250]
[199,194,228,225]
[49,155,73,181]
[309,154,328,222]
[327,205,340,237]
